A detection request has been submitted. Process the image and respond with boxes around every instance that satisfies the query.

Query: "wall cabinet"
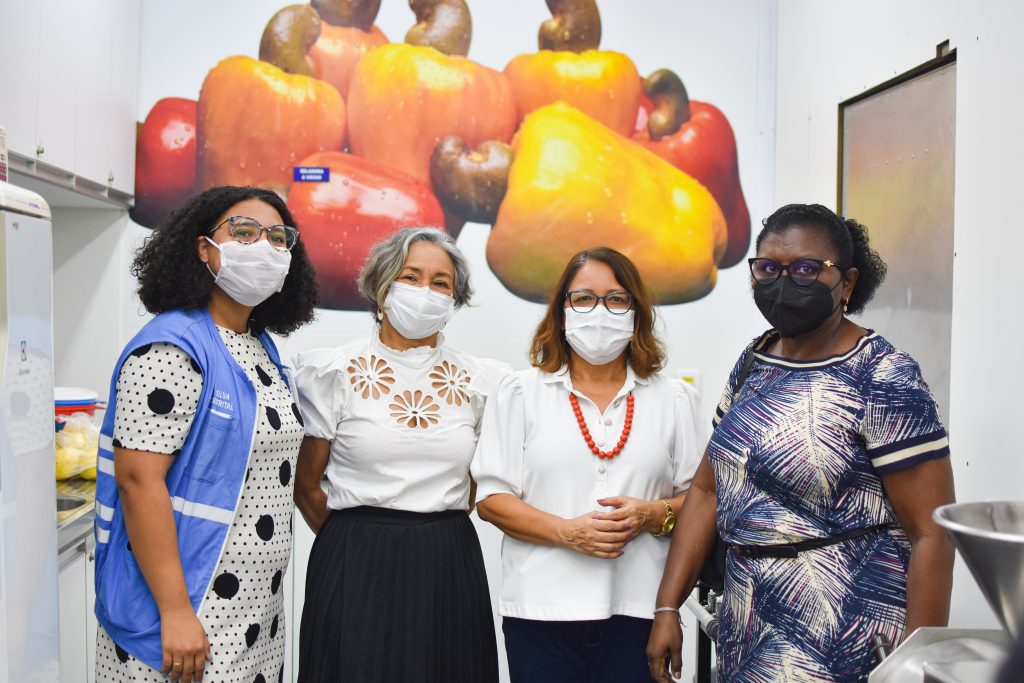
[58,541,96,683]
[86,545,98,678]
[0,0,41,162]
[35,0,80,174]
[74,0,140,195]
[0,0,140,195]
[55,516,304,682]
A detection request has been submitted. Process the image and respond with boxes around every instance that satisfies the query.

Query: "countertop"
[56,478,96,570]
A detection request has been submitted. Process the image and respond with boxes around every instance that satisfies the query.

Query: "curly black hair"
[756,203,887,315]
[132,186,319,335]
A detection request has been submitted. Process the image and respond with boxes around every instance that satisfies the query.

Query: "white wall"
[774,0,1024,631]
[51,209,150,397]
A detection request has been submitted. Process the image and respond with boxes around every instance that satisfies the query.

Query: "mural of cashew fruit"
[130,97,198,229]
[503,0,641,137]
[346,0,517,196]
[288,150,446,308]
[133,0,385,225]
[307,0,389,99]
[469,103,727,304]
[634,69,750,267]
[131,0,751,310]
[197,6,346,194]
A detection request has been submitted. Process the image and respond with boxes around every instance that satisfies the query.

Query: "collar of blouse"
[546,363,650,398]
[370,326,446,370]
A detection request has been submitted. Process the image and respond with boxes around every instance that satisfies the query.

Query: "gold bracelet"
[652,499,676,537]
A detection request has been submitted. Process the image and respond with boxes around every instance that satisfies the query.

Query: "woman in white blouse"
[472,247,705,683]
[292,227,505,683]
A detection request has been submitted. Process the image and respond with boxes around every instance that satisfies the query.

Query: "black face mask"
[753,277,841,338]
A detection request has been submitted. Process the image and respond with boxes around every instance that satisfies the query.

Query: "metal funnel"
[934,501,1024,639]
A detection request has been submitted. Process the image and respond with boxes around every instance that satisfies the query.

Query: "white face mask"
[564,307,635,366]
[205,238,291,307]
[383,281,455,340]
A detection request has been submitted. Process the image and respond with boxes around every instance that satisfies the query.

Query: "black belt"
[729,524,895,559]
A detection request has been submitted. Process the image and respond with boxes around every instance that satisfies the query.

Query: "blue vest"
[92,308,287,669]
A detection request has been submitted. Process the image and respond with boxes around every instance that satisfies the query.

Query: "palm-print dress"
[708,331,949,683]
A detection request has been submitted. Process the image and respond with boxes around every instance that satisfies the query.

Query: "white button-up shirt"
[471,365,706,621]
[294,331,509,513]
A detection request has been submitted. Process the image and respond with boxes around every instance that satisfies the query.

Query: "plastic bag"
[55,412,99,480]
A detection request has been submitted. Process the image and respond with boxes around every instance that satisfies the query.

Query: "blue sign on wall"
[293,166,330,182]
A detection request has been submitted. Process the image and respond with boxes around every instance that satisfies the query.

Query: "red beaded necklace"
[569,393,635,459]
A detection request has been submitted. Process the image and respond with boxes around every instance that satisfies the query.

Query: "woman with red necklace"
[473,247,705,683]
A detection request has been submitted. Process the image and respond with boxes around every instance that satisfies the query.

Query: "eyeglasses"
[210,216,300,252]
[748,257,843,286]
[564,290,634,314]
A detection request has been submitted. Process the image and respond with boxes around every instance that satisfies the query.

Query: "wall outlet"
[676,368,702,395]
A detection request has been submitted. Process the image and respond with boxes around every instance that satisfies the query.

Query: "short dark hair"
[530,247,665,378]
[132,186,319,335]
[756,203,887,315]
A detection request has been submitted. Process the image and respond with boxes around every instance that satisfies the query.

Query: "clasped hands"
[558,496,663,559]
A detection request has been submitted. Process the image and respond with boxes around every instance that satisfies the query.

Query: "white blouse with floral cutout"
[293,330,511,513]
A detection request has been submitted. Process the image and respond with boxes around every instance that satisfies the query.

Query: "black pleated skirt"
[297,506,498,683]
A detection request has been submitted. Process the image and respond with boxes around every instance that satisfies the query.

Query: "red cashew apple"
[633,70,750,268]
[287,151,446,310]
[130,97,198,229]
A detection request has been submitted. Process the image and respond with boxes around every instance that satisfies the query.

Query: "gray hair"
[357,226,473,319]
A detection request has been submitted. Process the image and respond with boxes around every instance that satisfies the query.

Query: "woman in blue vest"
[93,186,319,683]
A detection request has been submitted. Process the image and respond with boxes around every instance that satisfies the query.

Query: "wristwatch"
[652,499,676,537]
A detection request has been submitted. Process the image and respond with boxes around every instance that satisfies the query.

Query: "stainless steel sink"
[56,489,97,570]
[56,494,87,512]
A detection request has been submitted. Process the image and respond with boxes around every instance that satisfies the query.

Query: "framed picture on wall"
[838,47,957,425]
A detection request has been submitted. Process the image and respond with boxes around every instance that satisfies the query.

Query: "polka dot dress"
[96,327,303,683]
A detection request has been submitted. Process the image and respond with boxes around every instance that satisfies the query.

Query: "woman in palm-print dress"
[647,204,956,683]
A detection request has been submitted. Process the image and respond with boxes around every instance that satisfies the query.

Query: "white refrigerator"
[0,180,58,682]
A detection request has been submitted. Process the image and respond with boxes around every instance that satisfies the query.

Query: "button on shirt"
[471,366,706,621]
[293,331,510,513]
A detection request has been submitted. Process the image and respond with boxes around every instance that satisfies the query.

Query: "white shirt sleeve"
[466,357,515,436]
[470,372,526,500]
[671,378,707,494]
[292,348,348,441]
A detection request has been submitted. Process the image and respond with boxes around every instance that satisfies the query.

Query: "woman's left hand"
[594,496,663,541]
